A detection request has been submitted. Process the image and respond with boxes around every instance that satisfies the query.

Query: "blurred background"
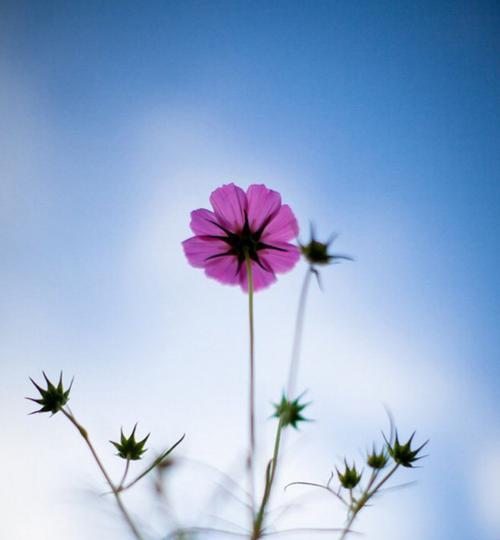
[1,1,499,539]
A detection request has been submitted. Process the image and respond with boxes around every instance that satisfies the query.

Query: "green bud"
[367,444,389,470]
[272,393,310,430]
[299,225,352,267]
[336,460,362,489]
[300,239,331,265]
[385,431,428,468]
[27,372,73,415]
[110,424,150,461]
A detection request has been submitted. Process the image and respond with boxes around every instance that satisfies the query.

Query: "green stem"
[245,253,256,514]
[61,409,144,540]
[252,418,284,539]
[251,267,314,537]
[368,463,399,497]
[363,469,377,495]
[118,458,131,490]
[339,464,399,540]
[286,268,312,398]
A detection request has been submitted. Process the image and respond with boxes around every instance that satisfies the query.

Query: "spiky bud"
[110,425,150,461]
[385,431,428,468]
[336,460,362,489]
[367,444,389,470]
[27,372,73,415]
[299,225,352,267]
[272,394,310,430]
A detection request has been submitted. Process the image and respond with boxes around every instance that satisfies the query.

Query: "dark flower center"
[203,211,287,273]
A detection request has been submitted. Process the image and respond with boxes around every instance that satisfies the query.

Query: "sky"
[1,1,499,539]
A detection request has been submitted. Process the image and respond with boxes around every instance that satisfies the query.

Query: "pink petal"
[239,260,277,292]
[182,236,229,268]
[209,183,247,233]
[246,184,281,232]
[204,254,241,285]
[261,204,299,243]
[259,243,300,274]
[189,208,225,236]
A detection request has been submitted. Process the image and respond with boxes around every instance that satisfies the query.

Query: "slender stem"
[284,481,348,506]
[251,267,314,538]
[363,469,377,495]
[368,464,399,496]
[61,408,144,540]
[118,458,131,489]
[286,268,312,398]
[245,253,256,514]
[339,464,399,540]
[252,419,284,539]
[338,506,357,539]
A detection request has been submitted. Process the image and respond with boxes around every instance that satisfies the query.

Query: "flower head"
[336,460,362,489]
[385,431,428,468]
[300,225,352,267]
[27,372,72,415]
[110,424,150,461]
[367,444,389,470]
[272,393,311,429]
[182,183,300,291]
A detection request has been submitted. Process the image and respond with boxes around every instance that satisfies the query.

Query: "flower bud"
[386,431,428,468]
[299,225,352,267]
[272,393,310,430]
[336,460,362,489]
[27,372,73,415]
[110,424,150,461]
[367,444,389,470]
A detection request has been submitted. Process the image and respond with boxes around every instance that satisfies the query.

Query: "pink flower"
[182,183,300,291]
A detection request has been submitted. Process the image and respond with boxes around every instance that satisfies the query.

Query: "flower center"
[204,212,287,272]
[226,216,261,262]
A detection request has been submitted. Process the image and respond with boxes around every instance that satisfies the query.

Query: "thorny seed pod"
[27,372,73,415]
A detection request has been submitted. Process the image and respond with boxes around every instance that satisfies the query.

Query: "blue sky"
[1,2,499,540]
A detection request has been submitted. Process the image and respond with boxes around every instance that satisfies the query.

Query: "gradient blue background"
[1,2,499,539]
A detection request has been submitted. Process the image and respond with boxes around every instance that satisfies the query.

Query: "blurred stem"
[339,464,399,540]
[286,267,312,398]
[245,253,256,514]
[61,408,144,540]
[252,418,284,539]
